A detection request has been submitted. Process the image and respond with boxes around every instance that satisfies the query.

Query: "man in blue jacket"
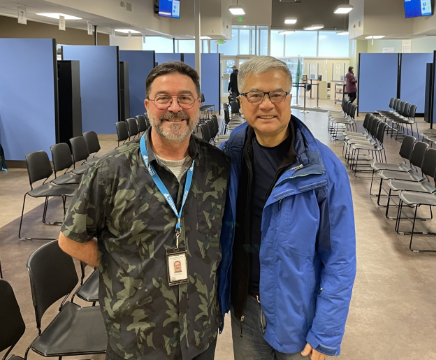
[218,56,356,360]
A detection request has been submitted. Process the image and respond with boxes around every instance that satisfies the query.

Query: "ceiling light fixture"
[334,5,354,14]
[36,13,82,20]
[365,35,385,39]
[304,24,324,31]
[200,36,211,39]
[279,30,295,35]
[337,31,349,35]
[229,5,245,15]
[115,29,142,34]
[284,18,297,24]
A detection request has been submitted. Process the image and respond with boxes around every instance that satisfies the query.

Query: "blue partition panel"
[358,53,399,113]
[155,53,181,65]
[0,38,57,161]
[200,54,220,113]
[183,53,195,69]
[63,46,119,134]
[401,53,433,114]
[119,50,155,118]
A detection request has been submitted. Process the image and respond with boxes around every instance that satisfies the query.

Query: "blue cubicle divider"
[400,53,433,114]
[200,54,221,113]
[358,53,399,113]
[183,53,195,69]
[155,53,182,65]
[0,38,57,161]
[119,51,155,118]
[63,46,119,134]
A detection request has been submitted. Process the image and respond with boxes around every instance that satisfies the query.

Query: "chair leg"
[18,193,28,239]
[409,205,419,252]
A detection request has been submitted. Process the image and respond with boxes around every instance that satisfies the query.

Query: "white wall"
[411,37,436,53]
[109,35,143,50]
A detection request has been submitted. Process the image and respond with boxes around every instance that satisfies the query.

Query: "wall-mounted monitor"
[404,0,432,18]
[155,0,180,19]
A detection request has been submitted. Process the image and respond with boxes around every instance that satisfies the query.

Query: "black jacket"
[228,70,239,94]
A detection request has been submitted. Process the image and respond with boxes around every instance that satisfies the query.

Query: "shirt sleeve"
[60,163,107,243]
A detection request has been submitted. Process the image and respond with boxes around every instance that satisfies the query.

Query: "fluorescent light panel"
[200,36,211,39]
[279,30,295,35]
[36,13,82,20]
[229,6,245,15]
[337,31,349,35]
[284,18,297,24]
[334,5,354,14]
[304,24,324,31]
[365,35,385,39]
[115,29,141,34]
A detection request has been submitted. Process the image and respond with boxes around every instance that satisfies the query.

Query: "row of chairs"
[116,115,150,147]
[377,98,418,140]
[370,136,436,252]
[0,241,105,360]
[328,99,357,139]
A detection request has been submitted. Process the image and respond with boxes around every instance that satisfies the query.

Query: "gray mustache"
[160,111,190,121]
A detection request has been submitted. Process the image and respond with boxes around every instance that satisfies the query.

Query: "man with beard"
[59,62,230,360]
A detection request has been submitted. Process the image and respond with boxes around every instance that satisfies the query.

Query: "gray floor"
[1,108,436,360]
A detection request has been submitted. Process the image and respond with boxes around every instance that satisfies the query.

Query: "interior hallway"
[1,107,436,360]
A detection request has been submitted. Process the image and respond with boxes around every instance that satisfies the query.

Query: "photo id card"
[166,248,188,286]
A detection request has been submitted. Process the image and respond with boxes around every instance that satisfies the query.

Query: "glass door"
[221,58,235,104]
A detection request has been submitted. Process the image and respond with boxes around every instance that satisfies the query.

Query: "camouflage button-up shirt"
[61,128,230,360]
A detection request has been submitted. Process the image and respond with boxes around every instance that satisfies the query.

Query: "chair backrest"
[25,151,53,186]
[401,102,411,117]
[224,109,231,125]
[83,131,101,155]
[0,279,26,356]
[349,104,357,120]
[421,148,436,178]
[126,118,139,137]
[362,113,371,130]
[230,100,240,114]
[399,136,416,161]
[369,117,380,138]
[27,240,78,331]
[70,136,90,163]
[410,141,429,168]
[389,98,395,109]
[201,93,205,103]
[365,114,374,132]
[375,122,387,143]
[144,113,151,128]
[115,121,130,143]
[50,143,74,174]
[206,120,216,139]
[210,115,219,137]
[408,104,417,119]
[136,115,148,133]
[200,123,211,142]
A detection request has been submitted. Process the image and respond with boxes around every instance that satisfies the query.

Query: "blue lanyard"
[140,134,194,248]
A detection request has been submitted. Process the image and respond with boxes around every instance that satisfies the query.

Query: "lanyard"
[140,134,194,248]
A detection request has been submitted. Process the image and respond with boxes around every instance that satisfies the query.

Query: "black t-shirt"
[248,135,292,295]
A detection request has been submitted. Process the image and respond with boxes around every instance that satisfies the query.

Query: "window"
[239,29,250,54]
[270,30,284,57]
[202,40,209,53]
[258,26,268,56]
[143,36,173,53]
[178,40,195,53]
[318,31,350,57]
[218,29,238,55]
[285,31,317,57]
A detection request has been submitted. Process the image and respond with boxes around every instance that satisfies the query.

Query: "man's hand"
[301,343,328,360]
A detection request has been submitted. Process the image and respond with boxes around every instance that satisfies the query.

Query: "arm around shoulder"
[58,232,99,268]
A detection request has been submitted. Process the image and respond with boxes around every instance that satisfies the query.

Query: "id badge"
[166,247,189,286]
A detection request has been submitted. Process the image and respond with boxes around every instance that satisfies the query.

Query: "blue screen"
[159,0,180,18]
[404,0,432,18]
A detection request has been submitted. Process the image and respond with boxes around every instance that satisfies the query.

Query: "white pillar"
[194,0,201,81]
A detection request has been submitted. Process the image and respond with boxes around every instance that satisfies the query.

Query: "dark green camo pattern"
[61,130,230,360]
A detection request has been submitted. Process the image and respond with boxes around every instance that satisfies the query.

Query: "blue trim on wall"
[119,50,155,118]
[400,53,433,114]
[359,53,399,113]
[63,46,119,134]
[155,53,182,65]
[0,38,57,161]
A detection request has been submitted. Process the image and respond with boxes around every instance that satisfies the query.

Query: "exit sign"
[238,17,244,22]
[217,39,225,45]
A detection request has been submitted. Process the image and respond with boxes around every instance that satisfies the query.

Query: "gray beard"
[149,111,198,143]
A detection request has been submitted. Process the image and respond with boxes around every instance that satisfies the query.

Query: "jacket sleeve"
[306,153,356,356]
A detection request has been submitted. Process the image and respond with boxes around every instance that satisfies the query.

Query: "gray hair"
[238,56,293,93]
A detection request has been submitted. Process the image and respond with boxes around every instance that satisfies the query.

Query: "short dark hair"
[145,61,201,98]
[348,66,354,73]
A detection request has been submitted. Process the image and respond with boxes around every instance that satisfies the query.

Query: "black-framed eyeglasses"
[148,94,199,110]
[240,91,291,104]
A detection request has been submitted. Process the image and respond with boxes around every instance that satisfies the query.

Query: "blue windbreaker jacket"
[218,116,356,356]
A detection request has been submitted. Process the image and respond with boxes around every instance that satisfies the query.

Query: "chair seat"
[72,164,90,175]
[84,158,99,165]
[7,355,24,360]
[379,170,423,182]
[31,302,107,356]
[28,183,78,198]
[200,105,214,111]
[371,162,411,172]
[400,191,436,207]
[351,143,381,151]
[52,172,82,185]
[388,179,436,193]
[76,269,99,302]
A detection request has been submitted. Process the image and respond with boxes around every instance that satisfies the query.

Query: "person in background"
[218,56,356,360]
[345,66,357,103]
[228,65,240,97]
[59,61,230,360]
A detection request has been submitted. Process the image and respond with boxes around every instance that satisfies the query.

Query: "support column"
[94,25,98,45]
[194,0,201,81]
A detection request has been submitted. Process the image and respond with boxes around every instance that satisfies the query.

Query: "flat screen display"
[404,0,432,18]
[159,0,180,19]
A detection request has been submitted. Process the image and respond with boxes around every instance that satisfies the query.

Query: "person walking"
[218,56,356,360]
[59,62,230,360]
[228,65,239,97]
[345,66,357,103]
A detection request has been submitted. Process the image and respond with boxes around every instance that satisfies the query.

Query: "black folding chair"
[50,143,83,184]
[24,240,107,359]
[83,131,101,158]
[70,136,99,169]
[0,279,26,360]
[136,115,149,134]
[126,118,139,139]
[115,121,130,147]
[19,151,78,240]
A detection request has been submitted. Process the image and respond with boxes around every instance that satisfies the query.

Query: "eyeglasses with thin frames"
[240,91,291,105]
[148,94,199,110]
